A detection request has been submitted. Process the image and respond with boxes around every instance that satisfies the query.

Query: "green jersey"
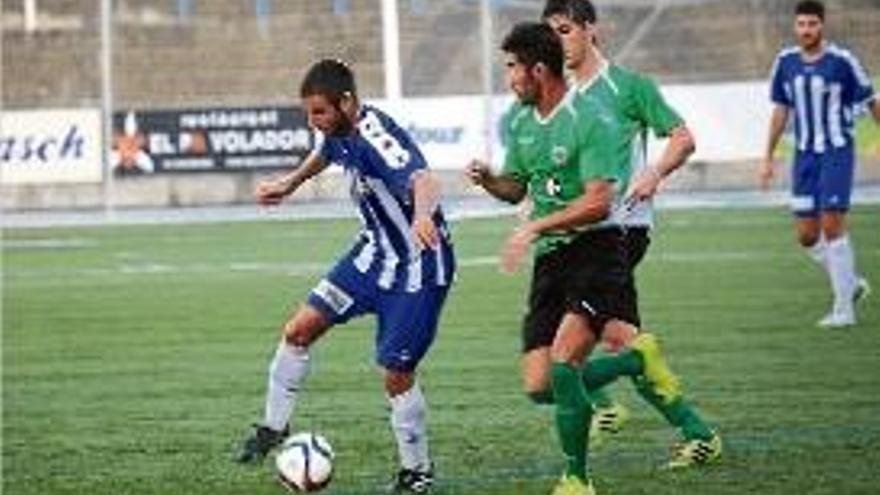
[572,62,684,227]
[502,94,624,256]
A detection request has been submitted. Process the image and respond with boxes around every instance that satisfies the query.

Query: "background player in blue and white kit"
[760,0,879,328]
[237,59,455,494]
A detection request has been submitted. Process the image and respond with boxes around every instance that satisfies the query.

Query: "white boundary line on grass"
[10,249,853,285]
[3,186,879,229]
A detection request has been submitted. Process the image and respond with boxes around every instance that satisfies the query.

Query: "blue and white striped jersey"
[317,105,455,293]
[770,42,876,154]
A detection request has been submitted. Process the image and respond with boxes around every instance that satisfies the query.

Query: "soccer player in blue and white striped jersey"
[761,0,879,327]
[238,59,454,493]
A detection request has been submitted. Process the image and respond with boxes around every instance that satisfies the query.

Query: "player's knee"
[521,365,551,402]
[602,320,637,352]
[797,231,820,248]
[282,308,326,347]
[282,320,311,346]
[384,370,414,397]
[821,222,845,241]
[796,218,821,247]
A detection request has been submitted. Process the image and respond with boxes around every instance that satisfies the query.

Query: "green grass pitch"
[4,206,879,495]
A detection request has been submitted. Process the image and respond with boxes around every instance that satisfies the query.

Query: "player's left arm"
[842,50,880,124]
[627,75,694,202]
[521,179,612,234]
[411,169,441,251]
[869,96,880,124]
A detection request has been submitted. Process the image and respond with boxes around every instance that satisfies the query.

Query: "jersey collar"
[574,58,610,94]
[799,40,828,64]
[533,93,572,125]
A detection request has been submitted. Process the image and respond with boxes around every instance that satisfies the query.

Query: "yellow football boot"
[589,401,629,448]
[631,333,681,403]
[665,431,723,469]
[550,475,596,495]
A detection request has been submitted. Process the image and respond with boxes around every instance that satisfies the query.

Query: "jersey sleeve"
[769,53,791,107]
[631,74,685,138]
[838,49,875,107]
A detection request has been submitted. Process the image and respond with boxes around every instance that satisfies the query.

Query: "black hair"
[501,22,565,78]
[299,59,357,103]
[795,0,825,21]
[541,0,597,25]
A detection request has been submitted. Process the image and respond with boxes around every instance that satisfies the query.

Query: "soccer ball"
[275,432,335,492]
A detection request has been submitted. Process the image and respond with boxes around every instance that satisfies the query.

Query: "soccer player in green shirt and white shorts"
[467,20,718,495]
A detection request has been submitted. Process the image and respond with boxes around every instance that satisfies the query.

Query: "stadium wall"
[4,1,879,211]
[3,81,880,211]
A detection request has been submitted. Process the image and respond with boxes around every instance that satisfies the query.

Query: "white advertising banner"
[372,81,770,169]
[369,95,513,170]
[657,81,770,163]
[1,109,103,184]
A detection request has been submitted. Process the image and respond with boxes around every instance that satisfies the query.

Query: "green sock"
[584,348,616,408]
[551,362,592,481]
[582,350,644,391]
[632,375,713,440]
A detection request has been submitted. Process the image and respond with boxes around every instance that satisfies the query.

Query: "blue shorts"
[306,251,450,373]
[790,147,854,217]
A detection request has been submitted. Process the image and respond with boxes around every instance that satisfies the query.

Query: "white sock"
[263,342,311,432]
[826,235,857,315]
[805,238,828,271]
[388,383,430,471]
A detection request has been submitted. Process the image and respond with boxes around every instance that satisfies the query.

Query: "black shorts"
[622,226,651,327]
[624,226,651,269]
[522,228,639,352]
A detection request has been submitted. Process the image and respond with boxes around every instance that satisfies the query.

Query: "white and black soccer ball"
[275,432,335,492]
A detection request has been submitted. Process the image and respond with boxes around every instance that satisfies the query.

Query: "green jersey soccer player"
[468,22,713,495]
[545,0,721,470]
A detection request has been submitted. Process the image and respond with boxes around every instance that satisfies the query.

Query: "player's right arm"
[627,72,695,202]
[760,52,792,190]
[869,97,880,124]
[760,104,789,190]
[500,178,613,274]
[466,103,529,203]
[465,160,526,204]
[256,150,329,205]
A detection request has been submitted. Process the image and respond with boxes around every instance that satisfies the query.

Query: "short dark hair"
[541,0,597,25]
[501,22,565,78]
[795,0,825,21]
[299,59,357,103]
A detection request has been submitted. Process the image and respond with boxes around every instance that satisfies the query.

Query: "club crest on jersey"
[551,145,568,167]
[545,177,562,196]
